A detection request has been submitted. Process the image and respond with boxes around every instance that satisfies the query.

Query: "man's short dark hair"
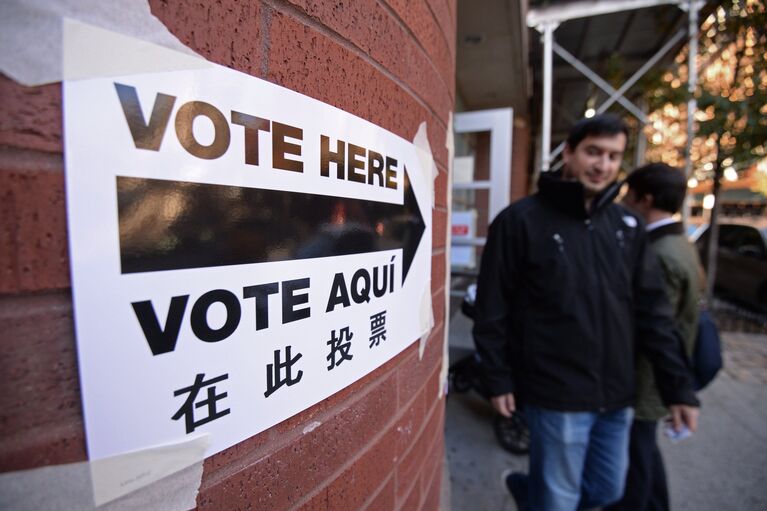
[566,114,629,150]
[625,162,687,214]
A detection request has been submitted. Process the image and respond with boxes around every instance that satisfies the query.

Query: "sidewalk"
[445,312,767,511]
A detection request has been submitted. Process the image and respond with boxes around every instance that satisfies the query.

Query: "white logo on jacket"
[622,216,638,228]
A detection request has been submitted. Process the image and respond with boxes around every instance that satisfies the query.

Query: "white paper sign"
[64,21,432,460]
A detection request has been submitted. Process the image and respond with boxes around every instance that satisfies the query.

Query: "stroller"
[448,284,530,455]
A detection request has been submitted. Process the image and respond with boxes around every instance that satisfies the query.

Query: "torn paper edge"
[0,0,206,86]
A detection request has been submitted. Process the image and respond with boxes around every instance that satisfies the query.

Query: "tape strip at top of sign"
[63,19,434,461]
[0,0,206,86]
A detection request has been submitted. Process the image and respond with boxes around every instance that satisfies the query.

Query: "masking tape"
[0,434,208,510]
[418,282,436,360]
[412,121,439,210]
[0,0,206,86]
[412,121,437,359]
[440,112,455,397]
[90,433,209,506]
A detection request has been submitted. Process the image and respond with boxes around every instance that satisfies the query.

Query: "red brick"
[394,389,443,501]
[0,4,458,510]
[426,313,446,351]
[0,292,86,471]
[426,321,445,345]
[420,428,444,496]
[397,349,425,409]
[201,424,275,479]
[384,0,455,85]
[431,286,446,333]
[394,381,427,459]
[425,360,444,406]
[149,0,266,79]
[415,409,444,510]
[434,168,448,209]
[299,429,396,511]
[0,157,69,294]
[204,342,406,478]
[270,8,452,170]
[511,120,532,201]
[396,430,426,500]
[324,429,397,510]
[162,3,456,173]
[0,76,62,153]
[300,487,329,511]
[425,114,451,175]
[420,456,443,511]
[397,324,444,410]
[281,0,453,125]
[431,208,447,250]
[421,399,445,459]
[272,350,397,435]
[426,0,456,56]
[398,467,422,510]
[205,285,443,494]
[363,476,395,511]
[267,11,434,148]
[198,371,398,510]
[418,356,444,414]
[425,334,446,389]
[430,251,447,296]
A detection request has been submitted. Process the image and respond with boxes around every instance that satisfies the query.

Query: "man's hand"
[669,404,699,433]
[491,393,516,418]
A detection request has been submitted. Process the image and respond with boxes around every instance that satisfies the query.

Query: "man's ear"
[640,193,654,209]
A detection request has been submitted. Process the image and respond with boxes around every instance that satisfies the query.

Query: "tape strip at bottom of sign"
[0,434,208,511]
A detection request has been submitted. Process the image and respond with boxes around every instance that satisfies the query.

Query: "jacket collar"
[537,170,620,218]
[647,221,685,242]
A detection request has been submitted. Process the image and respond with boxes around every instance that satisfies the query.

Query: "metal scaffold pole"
[527,0,701,175]
[541,22,556,172]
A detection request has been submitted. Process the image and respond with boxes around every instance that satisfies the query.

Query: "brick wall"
[511,118,531,201]
[0,1,455,509]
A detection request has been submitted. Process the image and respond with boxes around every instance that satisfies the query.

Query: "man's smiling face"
[562,133,627,197]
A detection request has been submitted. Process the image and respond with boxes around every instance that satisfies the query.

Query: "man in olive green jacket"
[608,163,702,511]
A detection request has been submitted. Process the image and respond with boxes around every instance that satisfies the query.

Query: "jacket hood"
[537,170,621,218]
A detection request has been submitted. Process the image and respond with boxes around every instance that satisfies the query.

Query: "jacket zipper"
[585,217,607,411]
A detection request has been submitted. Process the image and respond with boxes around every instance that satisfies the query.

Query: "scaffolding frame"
[527,0,706,178]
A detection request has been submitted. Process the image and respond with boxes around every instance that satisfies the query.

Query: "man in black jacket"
[473,115,699,511]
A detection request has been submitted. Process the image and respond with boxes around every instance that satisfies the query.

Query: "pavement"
[444,311,767,511]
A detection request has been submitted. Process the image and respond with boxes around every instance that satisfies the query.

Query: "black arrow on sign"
[116,169,425,284]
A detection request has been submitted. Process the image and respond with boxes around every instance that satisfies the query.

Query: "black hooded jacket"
[472,172,698,411]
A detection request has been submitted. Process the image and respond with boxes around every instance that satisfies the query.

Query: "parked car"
[692,219,767,311]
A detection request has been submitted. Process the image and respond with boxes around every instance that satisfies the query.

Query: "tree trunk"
[704,36,746,304]
[704,158,724,303]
